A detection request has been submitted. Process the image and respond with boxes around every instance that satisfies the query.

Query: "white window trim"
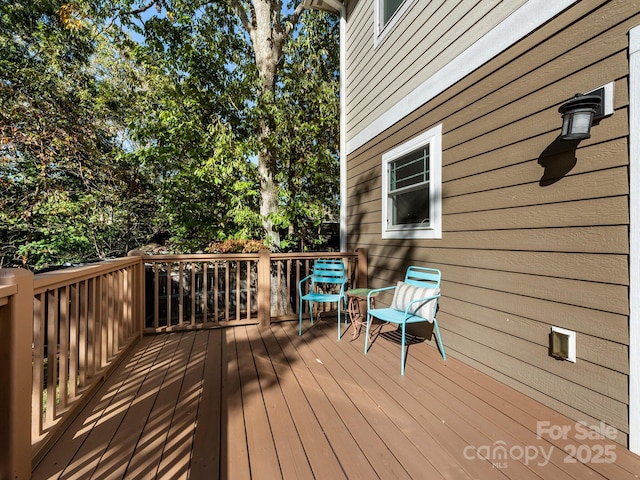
[382,124,442,240]
[374,0,416,48]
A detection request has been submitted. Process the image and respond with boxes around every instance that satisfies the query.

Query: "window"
[382,0,405,27]
[382,124,442,239]
[375,0,415,45]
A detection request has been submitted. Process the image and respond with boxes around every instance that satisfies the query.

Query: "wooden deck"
[33,319,640,480]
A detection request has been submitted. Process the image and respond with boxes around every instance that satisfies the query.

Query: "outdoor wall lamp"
[558,92,603,141]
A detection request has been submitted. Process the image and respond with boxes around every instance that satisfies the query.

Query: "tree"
[230,0,340,250]
[0,0,159,268]
[0,0,340,268]
[103,0,340,251]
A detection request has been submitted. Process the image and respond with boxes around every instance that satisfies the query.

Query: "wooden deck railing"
[0,249,367,478]
[30,257,144,464]
[138,250,367,332]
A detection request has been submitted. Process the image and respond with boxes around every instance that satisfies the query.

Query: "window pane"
[390,146,429,191]
[391,187,430,226]
[383,0,405,26]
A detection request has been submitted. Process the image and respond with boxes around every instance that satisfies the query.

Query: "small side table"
[346,288,378,340]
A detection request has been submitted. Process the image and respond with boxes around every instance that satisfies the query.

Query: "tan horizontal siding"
[442,296,629,373]
[345,0,527,141]
[448,330,629,438]
[349,0,487,126]
[347,0,637,443]
[441,312,628,402]
[444,138,628,193]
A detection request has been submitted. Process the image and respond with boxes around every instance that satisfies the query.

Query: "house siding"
[345,0,528,142]
[346,0,639,446]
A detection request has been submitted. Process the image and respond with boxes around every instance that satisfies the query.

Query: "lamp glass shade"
[561,108,595,140]
[558,93,601,141]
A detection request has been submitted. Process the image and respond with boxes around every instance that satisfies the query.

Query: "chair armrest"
[403,293,441,319]
[367,285,396,309]
[405,292,440,307]
[298,274,313,296]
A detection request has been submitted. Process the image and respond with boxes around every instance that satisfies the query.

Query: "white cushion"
[390,281,439,322]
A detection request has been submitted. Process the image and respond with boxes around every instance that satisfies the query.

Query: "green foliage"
[0,0,159,268]
[113,1,340,252]
[0,0,341,268]
[272,10,340,251]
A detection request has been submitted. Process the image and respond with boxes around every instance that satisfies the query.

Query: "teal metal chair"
[298,259,348,339]
[364,266,445,375]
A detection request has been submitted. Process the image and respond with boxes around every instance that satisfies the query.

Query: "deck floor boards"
[32,319,640,479]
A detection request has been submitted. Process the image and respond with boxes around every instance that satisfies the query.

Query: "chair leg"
[299,299,303,335]
[364,313,372,354]
[344,298,348,324]
[433,319,446,361]
[337,306,341,340]
[400,323,406,376]
[299,300,314,335]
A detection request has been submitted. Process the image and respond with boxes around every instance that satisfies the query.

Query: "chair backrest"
[311,259,347,286]
[403,266,441,289]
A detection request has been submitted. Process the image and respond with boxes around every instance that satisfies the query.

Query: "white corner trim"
[346,0,578,154]
[628,24,640,456]
[340,12,348,252]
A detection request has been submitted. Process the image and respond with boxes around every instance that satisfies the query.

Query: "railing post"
[0,268,34,479]
[258,249,271,327]
[128,250,146,337]
[356,248,368,289]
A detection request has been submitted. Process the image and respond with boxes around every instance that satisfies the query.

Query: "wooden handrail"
[33,257,141,293]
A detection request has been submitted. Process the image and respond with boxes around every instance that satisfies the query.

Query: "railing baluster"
[86,278,95,380]
[276,260,282,316]
[59,285,69,411]
[119,268,125,349]
[100,275,108,369]
[45,288,58,427]
[213,262,219,323]
[235,261,241,321]
[153,264,159,330]
[32,293,44,439]
[178,262,184,326]
[203,262,209,323]
[69,283,79,400]
[165,262,171,327]
[78,280,87,388]
[245,260,251,321]
[107,272,114,361]
[298,259,303,316]
[191,262,196,326]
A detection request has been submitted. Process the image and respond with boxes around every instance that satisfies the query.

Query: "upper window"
[382,0,405,26]
[382,124,442,239]
[375,0,415,45]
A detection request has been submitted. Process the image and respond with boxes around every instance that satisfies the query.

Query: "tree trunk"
[234,0,305,250]
[257,135,280,249]
[232,0,307,314]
